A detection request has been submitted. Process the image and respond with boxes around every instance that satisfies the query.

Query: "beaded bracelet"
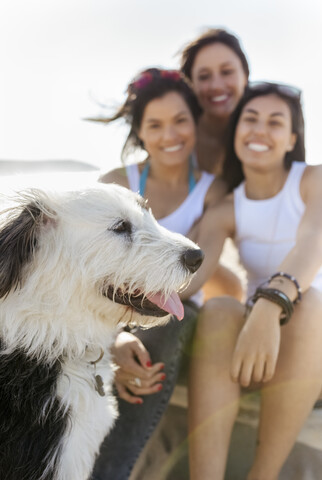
[246,287,294,325]
[268,272,302,304]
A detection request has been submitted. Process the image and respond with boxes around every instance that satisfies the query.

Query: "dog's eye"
[112,220,132,235]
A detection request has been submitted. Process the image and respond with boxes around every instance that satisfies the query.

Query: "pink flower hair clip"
[130,71,154,91]
[160,70,182,81]
[130,69,182,92]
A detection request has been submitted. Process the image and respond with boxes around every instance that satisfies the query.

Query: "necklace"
[139,157,196,197]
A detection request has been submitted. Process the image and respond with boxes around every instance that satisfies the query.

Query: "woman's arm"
[180,196,235,299]
[203,176,228,209]
[274,165,322,296]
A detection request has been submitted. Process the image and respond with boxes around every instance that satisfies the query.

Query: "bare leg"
[188,297,245,480]
[203,265,244,302]
[248,288,322,480]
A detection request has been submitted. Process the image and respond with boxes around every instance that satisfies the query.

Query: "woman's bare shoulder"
[202,192,235,235]
[99,167,129,188]
[300,164,322,202]
[217,192,235,218]
[203,175,229,209]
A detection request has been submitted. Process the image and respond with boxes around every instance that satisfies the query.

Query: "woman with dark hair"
[222,81,306,191]
[90,67,227,480]
[180,28,250,175]
[178,28,250,301]
[99,68,203,163]
[188,82,322,480]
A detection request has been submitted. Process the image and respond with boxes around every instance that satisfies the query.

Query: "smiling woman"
[234,94,297,177]
[223,81,305,192]
[137,91,196,171]
[190,43,246,120]
[180,28,249,175]
[188,82,322,480]
[89,67,232,480]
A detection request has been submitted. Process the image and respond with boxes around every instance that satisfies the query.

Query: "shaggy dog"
[0,184,203,480]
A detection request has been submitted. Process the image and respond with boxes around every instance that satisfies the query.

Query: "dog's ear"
[0,202,53,298]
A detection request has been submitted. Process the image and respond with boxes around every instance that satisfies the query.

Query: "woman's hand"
[231,299,282,387]
[112,331,166,404]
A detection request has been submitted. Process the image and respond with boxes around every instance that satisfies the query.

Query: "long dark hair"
[222,82,305,192]
[89,68,202,162]
[180,28,250,80]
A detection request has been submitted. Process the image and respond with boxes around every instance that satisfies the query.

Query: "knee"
[202,296,244,319]
[203,267,244,302]
[195,296,244,339]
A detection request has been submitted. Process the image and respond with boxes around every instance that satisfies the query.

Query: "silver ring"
[129,377,142,387]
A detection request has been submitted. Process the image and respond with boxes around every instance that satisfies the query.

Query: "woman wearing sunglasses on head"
[188,82,322,480]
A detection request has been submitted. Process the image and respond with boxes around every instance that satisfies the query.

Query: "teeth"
[248,143,269,152]
[163,144,182,153]
[212,94,228,102]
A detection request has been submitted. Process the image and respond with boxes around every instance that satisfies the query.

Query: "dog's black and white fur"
[0,184,203,480]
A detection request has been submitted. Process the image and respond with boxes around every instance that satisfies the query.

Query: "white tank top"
[126,164,214,236]
[234,162,322,296]
[126,164,215,306]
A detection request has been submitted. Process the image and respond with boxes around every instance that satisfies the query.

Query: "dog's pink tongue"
[147,292,184,320]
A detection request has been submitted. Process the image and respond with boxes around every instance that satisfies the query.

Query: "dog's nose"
[181,248,204,273]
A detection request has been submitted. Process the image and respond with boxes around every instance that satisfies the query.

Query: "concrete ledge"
[170,384,322,451]
[131,386,322,479]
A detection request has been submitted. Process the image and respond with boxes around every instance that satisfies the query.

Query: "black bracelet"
[247,287,294,325]
[269,272,302,304]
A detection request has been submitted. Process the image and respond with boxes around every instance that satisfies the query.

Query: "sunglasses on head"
[248,81,302,100]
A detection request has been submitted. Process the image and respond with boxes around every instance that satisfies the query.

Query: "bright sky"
[1,0,322,174]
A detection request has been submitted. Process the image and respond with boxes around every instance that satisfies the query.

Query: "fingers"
[132,339,152,369]
[113,334,162,377]
[142,361,165,377]
[115,381,143,405]
[117,359,164,381]
[252,356,266,383]
[231,354,277,386]
[262,356,276,382]
[126,380,164,397]
[116,368,166,393]
[230,358,257,387]
[120,361,149,379]
[115,362,167,402]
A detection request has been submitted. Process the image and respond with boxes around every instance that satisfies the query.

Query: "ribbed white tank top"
[126,164,214,236]
[126,164,215,306]
[234,162,322,296]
